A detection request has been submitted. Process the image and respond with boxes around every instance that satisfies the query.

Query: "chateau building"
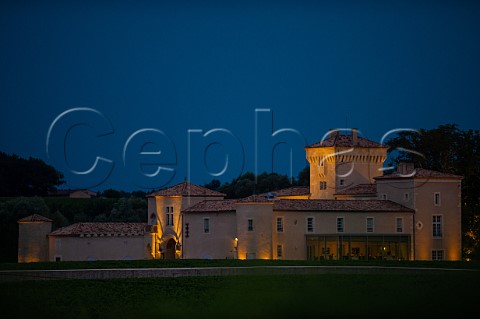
[18,130,463,262]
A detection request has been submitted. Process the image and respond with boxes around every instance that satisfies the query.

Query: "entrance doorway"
[165,238,176,260]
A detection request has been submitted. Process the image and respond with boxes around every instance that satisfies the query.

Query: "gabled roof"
[374,168,463,180]
[185,197,413,213]
[182,199,238,213]
[306,135,385,148]
[335,184,377,196]
[49,223,148,237]
[147,181,226,197]
[273,199,414,212]
[274,186,310,197]
[17,214,53,223]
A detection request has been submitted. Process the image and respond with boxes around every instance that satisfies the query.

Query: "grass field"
[1,268,479,318]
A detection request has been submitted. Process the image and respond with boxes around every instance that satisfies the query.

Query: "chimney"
[398,162,406,175]
[397,162,415,175]
[352,128,358,146]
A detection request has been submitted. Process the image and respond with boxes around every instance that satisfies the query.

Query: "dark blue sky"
[1,0,479,191]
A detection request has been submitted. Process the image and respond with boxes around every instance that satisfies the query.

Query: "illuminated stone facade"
[18,130,463,262]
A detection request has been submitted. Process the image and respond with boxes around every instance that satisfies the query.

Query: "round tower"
[17,214,53,263]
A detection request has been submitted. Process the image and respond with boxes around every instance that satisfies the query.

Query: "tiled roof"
[374,168,463,180]
[182,199,238,213]
[188,197,412,213]
[48,223,148,237]
[273,199,414,212]
[147,181,226,197]
[306,135,385,148]
[235,186,310,202]
[237,194,274,202]
[17,214,53,223]
[335,184,377,196]
[274,186,310,197]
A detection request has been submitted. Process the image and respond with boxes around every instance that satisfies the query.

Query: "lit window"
[396,218,403,233]
[277,244,283,259]
[276,217,283,232]
[248,219,253,231]
[203,218,210,233]
[432,250,444,261]
[166,206,174,226]
[337,217,344,233]
[366,217,374,233]
[307,217,314,233]
[433,215,442,238]
[434,192,441,206]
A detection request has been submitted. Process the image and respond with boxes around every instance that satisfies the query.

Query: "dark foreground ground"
[1,269,479,319]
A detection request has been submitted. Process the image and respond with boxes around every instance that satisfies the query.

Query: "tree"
[109,197,147,222]
[385,124,480,260]
[297,165,310,186]
[205,171,297,199]
[0,151,65,196]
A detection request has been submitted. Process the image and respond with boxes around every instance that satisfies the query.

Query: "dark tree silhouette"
[0,152,65,196]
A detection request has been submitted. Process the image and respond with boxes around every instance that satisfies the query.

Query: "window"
[340,179,345,186]
[149,213,157,224]
[55,256,62,262]
[320,181,327,190]
[404,193,409,201]
[382,193,387,200]
[434,192,441,206]
[248,219,254,231]
[366,217,374,233]
[55,239,61,250]
[277,244,283,259]
[166,206,174,226]
[396,217,403,233]
[276,217,284,232]
[307,217,314,233]
[433,215,443,237]
[319,160,325,175]
[432,250,444,261]
[203,218,210,233]
[337,217,344,233]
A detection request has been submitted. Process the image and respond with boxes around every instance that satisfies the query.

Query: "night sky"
[1,0,479,192]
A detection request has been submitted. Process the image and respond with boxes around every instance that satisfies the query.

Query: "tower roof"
[147,181,226,197]
[306,135,385,148]
[17,214,53,223]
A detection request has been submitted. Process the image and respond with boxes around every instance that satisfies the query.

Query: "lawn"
[1,271,479,319]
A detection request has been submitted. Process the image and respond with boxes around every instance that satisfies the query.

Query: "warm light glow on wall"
[23,256,40,263]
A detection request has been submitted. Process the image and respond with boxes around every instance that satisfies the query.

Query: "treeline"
[203,168,310,199]
[0,151,65,197]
